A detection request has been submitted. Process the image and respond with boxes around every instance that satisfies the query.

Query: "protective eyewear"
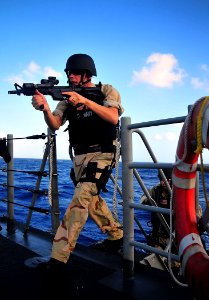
[66,69,83,76]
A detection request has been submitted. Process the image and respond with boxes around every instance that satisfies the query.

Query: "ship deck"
[0,223,194,300]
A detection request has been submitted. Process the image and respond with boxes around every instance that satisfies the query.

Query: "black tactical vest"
[64,87,118,148]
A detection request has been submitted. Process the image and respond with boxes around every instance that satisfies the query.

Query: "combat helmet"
[64,54,97,76]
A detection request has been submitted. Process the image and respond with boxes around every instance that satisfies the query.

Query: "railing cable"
[0,168,48,177]
[5,133,52,140]
[0,198,49,214]
[0,183,47,195]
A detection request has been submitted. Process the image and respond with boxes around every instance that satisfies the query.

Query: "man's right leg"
[37,182,93,271]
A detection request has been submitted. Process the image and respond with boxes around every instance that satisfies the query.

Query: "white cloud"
[44,67,62,78]
[154,133,163,140]
[5,74,25,85]
[24,61,41,75]
[190,64,209,91]
[191,77,209,90]
[173,123,184,128]
[131,53,186,88]
[191,77,204,89]
[5,61,63,85]
[165,131,177,141]
[153,131,178,141]
[200,64,209,72]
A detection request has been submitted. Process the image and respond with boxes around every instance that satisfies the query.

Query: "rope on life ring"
[173,96,209,300]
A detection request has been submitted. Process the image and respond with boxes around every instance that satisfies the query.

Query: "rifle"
[8,76,102,109]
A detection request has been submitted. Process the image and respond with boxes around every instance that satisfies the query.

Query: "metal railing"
[121,115,187,280]
[1,130,60,236]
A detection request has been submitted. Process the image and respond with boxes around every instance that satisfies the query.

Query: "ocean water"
[0,158,209,247]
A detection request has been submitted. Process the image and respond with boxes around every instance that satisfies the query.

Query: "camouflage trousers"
[51,151,123,263]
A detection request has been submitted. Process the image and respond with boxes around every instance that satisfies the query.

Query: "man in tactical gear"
[141,168,172,249]
[31,53,124,271]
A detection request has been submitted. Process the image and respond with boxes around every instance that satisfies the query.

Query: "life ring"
[173,96,209,300]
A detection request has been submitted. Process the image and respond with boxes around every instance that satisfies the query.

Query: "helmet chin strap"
[79,73,91,86]
[79,78,91,86]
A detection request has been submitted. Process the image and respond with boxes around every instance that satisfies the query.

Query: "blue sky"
[1,0,209,163]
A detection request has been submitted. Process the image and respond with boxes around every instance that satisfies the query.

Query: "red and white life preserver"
[173,97,209,300]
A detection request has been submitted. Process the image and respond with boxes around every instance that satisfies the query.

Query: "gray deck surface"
[0,223,194,300]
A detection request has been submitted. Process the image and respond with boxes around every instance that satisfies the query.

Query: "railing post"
[48,129,60,235]
[121,117,134,280]
[6,134,16,233]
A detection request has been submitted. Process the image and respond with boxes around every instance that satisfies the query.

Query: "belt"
[74,144,115,155]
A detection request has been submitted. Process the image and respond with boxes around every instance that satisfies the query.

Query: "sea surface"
[0,158,209,247]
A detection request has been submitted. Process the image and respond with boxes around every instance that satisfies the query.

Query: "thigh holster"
[77,162,112,194]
